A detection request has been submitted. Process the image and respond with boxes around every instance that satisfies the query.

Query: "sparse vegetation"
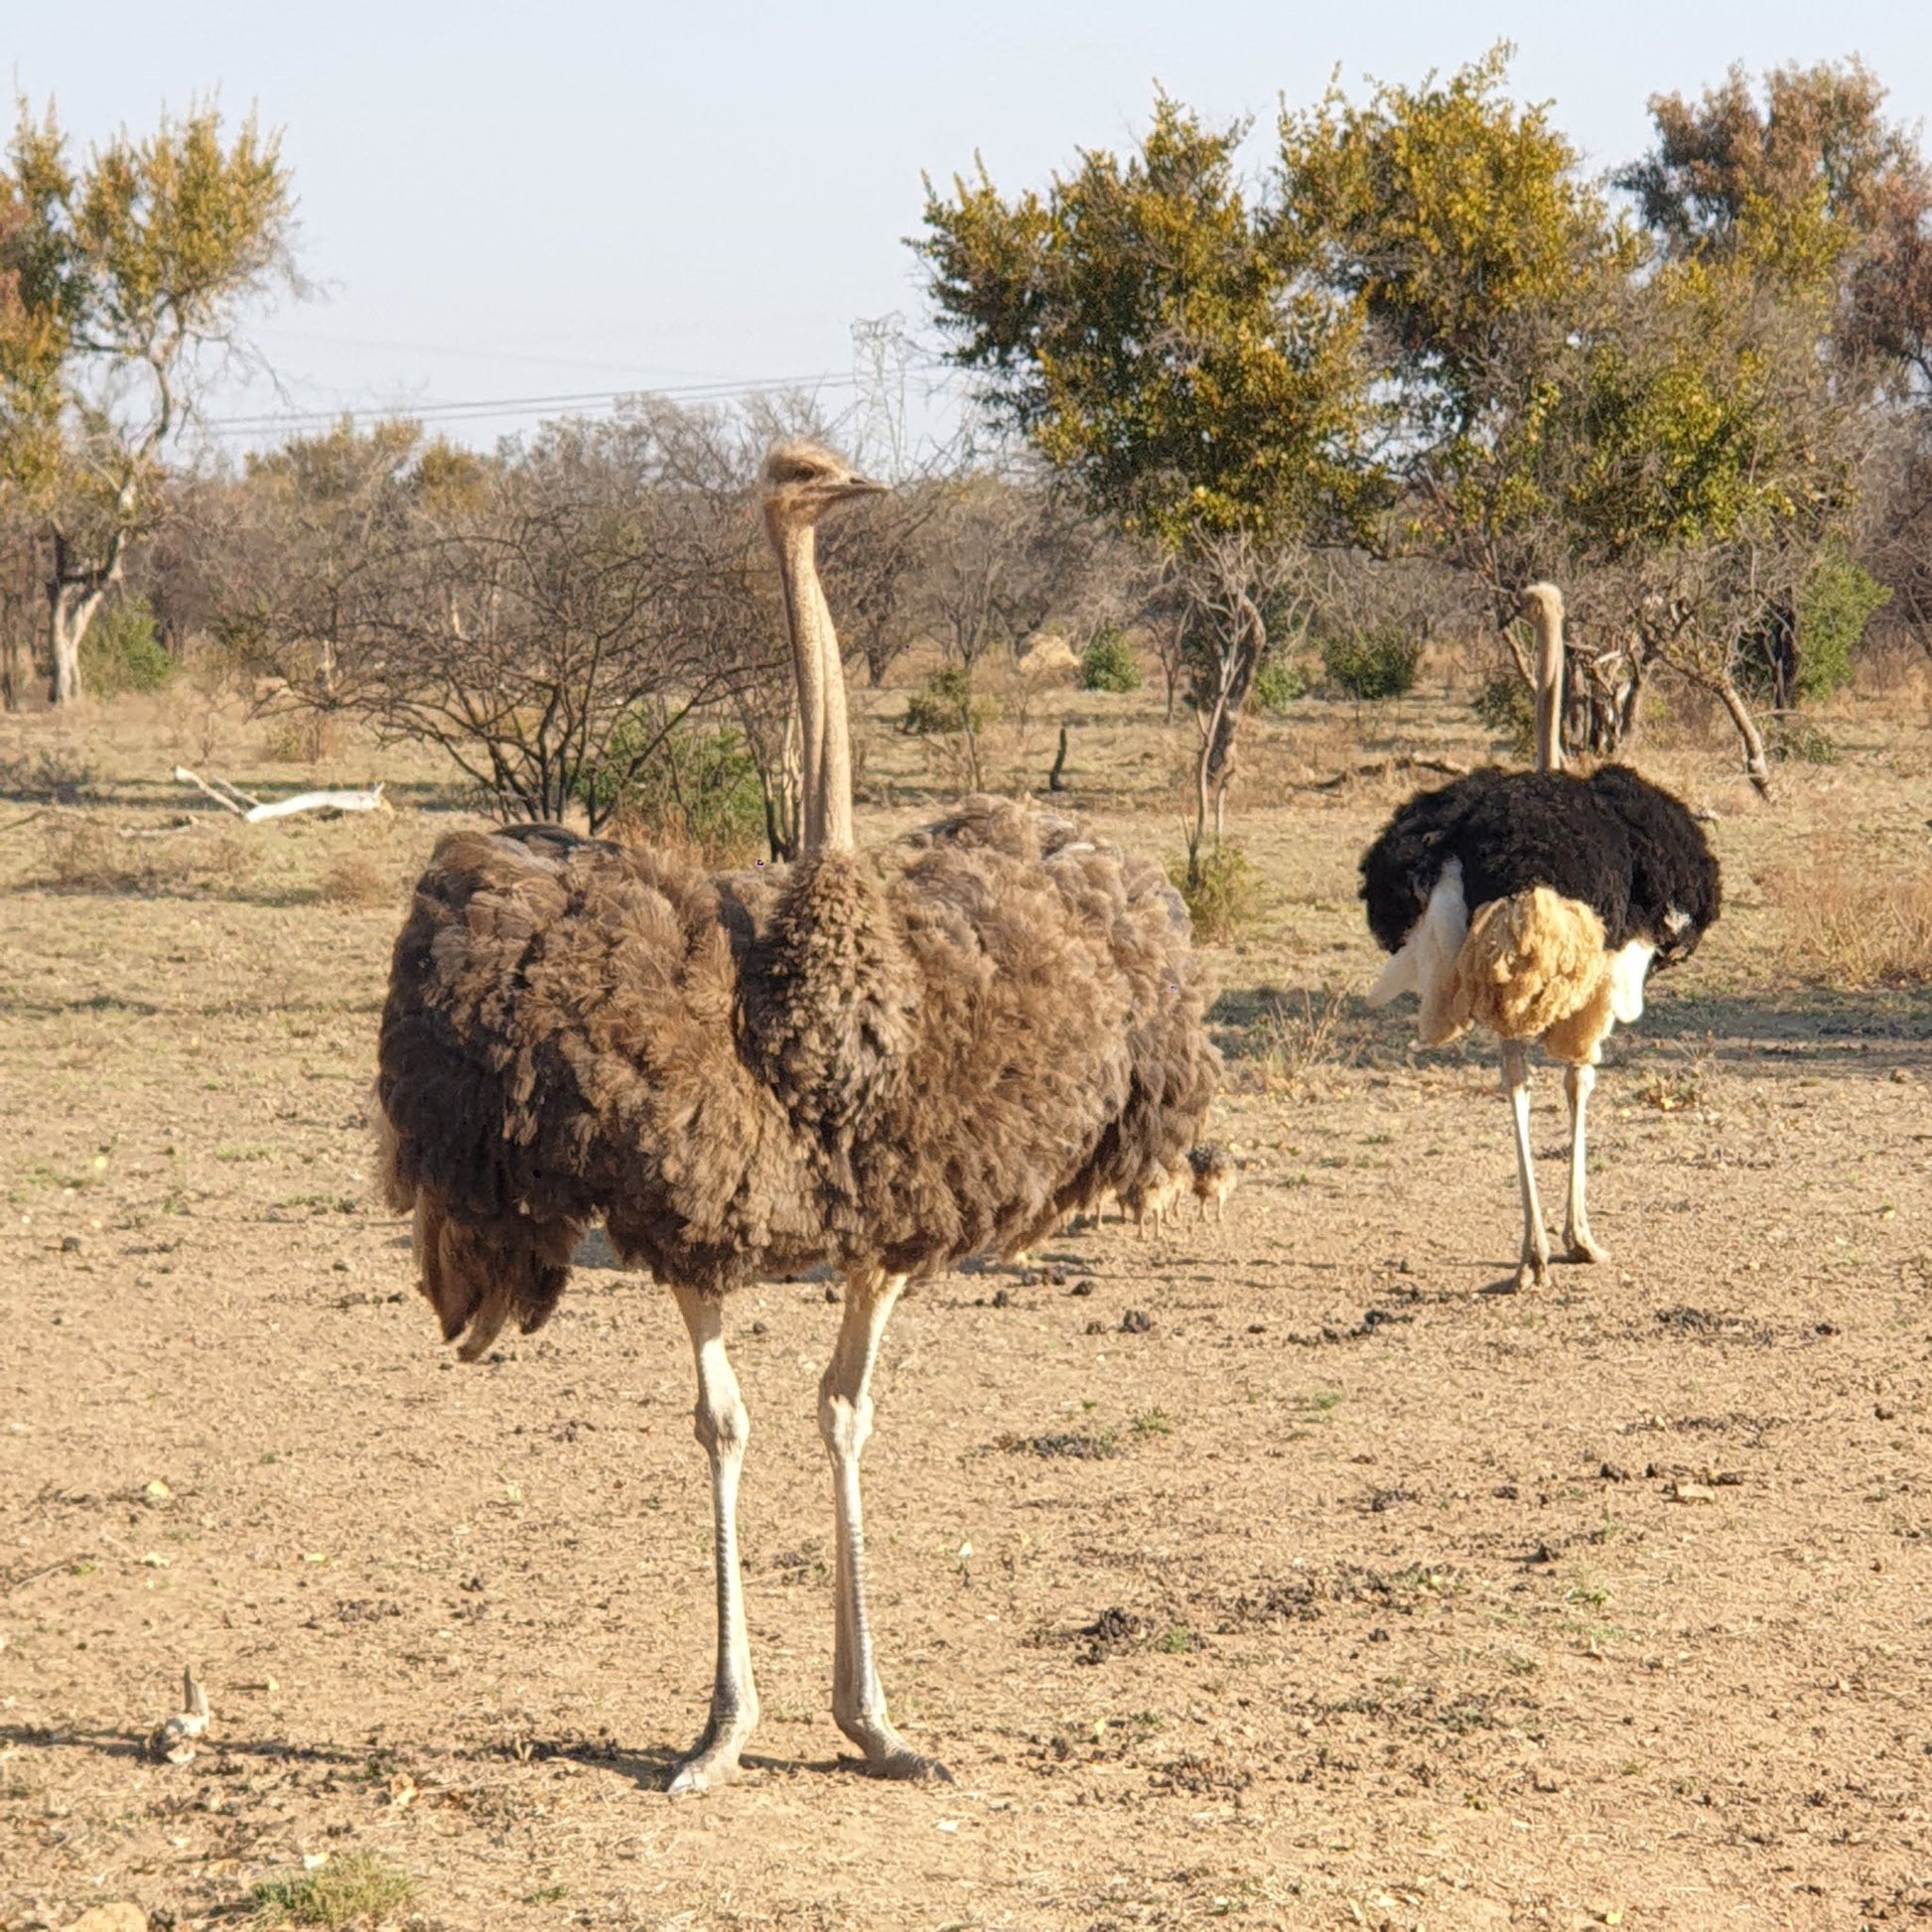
[1472,673,1535,759]
[1172,842,1262,943]
[318,853,394,908]
[1320,626,1422,701]
[250,1852,417,1927]
[1080,626,1142,692]
[1767,854,1932,989]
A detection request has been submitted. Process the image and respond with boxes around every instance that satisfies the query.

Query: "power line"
[200,367,873,439]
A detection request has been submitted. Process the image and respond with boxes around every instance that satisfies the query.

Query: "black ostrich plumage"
[1360,765,1721,967]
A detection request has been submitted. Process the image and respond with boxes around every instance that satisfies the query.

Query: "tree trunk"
[1,632,26,711]
[49,582,106,707]
[1715,674,1773,796]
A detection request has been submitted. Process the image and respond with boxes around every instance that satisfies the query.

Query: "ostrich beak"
[835,473,889,499]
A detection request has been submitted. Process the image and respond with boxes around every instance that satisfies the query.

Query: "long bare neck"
[770,514,854,854]
[1531,604,1565,775]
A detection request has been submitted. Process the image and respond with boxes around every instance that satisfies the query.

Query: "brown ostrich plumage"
[378,800,1215,1345]
[374,441,1218,1791]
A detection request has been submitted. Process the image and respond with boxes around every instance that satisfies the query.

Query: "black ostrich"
[1359,583,1721,1290]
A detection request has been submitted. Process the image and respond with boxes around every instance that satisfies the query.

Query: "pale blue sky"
[11,1,1930,456]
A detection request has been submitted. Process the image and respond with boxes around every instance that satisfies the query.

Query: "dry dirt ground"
[3,681,1931,1932]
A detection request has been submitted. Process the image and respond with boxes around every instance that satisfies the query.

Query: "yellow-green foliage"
[79,595,175,694]
[918,97,1377,546]
[1172,843,1262,943]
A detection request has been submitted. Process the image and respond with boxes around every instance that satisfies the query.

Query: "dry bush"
[260,709,345,763]
[42,817,139,891]
[0,747,98,803]
[39,817,255,897]
[318,853,396,908]
[1765,846,1932,988]
[1258,983,1360,1091]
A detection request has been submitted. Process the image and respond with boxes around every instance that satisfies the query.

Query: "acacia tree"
[918,95,1375,876]
[1279,50,1889,780]
[1279,52,1630,640]
[0,101,294,704]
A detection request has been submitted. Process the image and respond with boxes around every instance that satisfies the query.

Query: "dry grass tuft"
[1765,848,1932,990]
[43,818,141,891]
[319,852,396,909]
[1258,982,1360,1091]
[39,816,254,897]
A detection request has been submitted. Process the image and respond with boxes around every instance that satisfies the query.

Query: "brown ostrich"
[376,442,1218,1791]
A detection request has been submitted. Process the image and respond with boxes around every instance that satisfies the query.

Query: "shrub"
[1319,625,1421,701]
[1473,674,1534,759]
[1767,719,1841,765]
[319,853,395,908]
[1080,626,1142,693]
[80,595,176,695]
[578,716,765,863]
[901,663,1001,737]
[1171,843,1262,943]
[1251,655,1310,715]
[1795,545,1890,703]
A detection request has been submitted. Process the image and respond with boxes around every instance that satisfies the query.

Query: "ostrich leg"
[1562,1061,1609,1264]
[1501,1041,1551,1291]
[820,1269,950,1782]
[667,1285,759,1794]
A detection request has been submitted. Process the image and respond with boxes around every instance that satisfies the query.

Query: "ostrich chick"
[1188,1143,1237,1222]
[1124,1168,1185,1238]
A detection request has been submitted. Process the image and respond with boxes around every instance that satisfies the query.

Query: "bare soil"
[3,682,1931,1931]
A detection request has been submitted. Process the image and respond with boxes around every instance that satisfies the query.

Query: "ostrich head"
[1518,581,1565,630]
[759,441,886,530]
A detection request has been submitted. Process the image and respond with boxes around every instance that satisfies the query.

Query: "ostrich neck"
[772,516,854,854]
[1532,608,1565,775]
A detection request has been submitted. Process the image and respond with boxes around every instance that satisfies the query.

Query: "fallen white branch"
[242,785,388,822]
[173,766,388,822]
[172,766,259,816]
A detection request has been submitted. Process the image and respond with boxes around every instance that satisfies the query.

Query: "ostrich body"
[1359,584,1720,1290]
[376,443,1218,1789]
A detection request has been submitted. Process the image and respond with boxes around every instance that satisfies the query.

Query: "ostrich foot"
[1511,1257,1552,1294]
[838,1713,953,1784]
[1565,1230,1609,1265]
[666,1714,756,1796]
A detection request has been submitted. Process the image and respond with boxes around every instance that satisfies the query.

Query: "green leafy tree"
[918,95,1375,872]
[1279,46,1630,613]
[0,100,295,703]
[1281,49,1876,783]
